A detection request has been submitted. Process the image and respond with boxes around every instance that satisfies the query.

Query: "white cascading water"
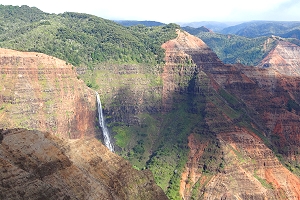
[96,92,114,152]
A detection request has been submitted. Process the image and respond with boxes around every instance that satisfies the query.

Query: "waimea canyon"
[161,30,300,199]
[0,49,168,199]
[0,49,96,138]
[2,23,300,200]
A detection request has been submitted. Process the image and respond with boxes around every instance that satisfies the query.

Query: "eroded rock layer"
[162,30,300,199]
[0,128,168,200]
[0,49,96,138]
[257,40,300,76]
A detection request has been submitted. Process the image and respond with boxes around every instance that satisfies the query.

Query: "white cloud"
[1,0,300,22]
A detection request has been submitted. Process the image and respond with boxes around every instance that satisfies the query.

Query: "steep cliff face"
[0,128,168,200]
[257,40,300,76]
[224,40,300,164]
[207,128,300,199]
[161,30,300,199]
[161,29,211,111]
[0,49,96,138]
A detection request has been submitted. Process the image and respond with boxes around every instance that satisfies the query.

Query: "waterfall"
[96,92,114,152]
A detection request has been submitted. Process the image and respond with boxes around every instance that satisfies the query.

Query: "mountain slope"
[194,31,300,66]
[0,48,96,139]
[0,5,178,66]
[178,21,234,32]
[257,40,300,76]
[0,128,168,200]
[93,29,300,199]
[160,30,300,199]
[195,32,278,66]
[220,21,300,38]
[181,26,211,35]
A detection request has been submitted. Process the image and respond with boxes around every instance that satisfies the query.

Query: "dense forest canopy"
[188,31,300,66]
[0,5,179,67]
[220,21,300,38]
[196,32,276,66]
[2,5,300,68]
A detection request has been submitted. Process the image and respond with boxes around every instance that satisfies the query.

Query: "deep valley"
[1,4,300,200]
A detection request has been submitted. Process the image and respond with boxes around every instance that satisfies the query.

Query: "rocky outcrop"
[161,30,218,111]
[0,128,168,200]
[0,49,96,138]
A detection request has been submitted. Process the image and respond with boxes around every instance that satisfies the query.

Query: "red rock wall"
[0,49,97,138]
[162,30,300,199]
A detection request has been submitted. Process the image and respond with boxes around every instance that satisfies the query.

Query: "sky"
[1,0,300,23]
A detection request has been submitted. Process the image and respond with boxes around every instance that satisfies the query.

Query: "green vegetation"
[106,70,228,199]
[219,89,240,107]
[182,26,210,35]
[220,21,300,39]
[194,30,300,66]
[113,125,132,149]
[253,170,274,189]
[0,5,179,67]
[190,174,214,200]
[115,20,165,27]
[191,181,201,200]
[196,32,277,66]
[214,88,273,149]
[283,161,300,177]
[3,4,300,199]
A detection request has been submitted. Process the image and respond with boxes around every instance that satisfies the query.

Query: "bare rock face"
[161,30,300,199]
[209,128,300,199]
[0,49,97,138]
[161,30,222,111]
[257,40,300,76]
[0,128,168,200]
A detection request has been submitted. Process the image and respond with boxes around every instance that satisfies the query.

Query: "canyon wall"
[257,40,300,76]
[162,30,300,199]
[2,29,300,199]
[0,49,168,199]
[0,49,97,139]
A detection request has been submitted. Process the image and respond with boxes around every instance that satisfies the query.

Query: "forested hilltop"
[0,5,178,67]
[196,32,276,66]
[183,22,300,66]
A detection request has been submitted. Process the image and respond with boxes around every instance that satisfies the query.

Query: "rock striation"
[257,40,300,76]
[161,30,300,199]
[0,128,168,200]
[0,49,96,139]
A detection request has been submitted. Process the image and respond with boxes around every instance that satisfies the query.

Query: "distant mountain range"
[180,21,300,66]
[178,21,239,32]
[219,21,300,39]
[181,26,211,35]
[114,20,165,27]
[119,20,300,40]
